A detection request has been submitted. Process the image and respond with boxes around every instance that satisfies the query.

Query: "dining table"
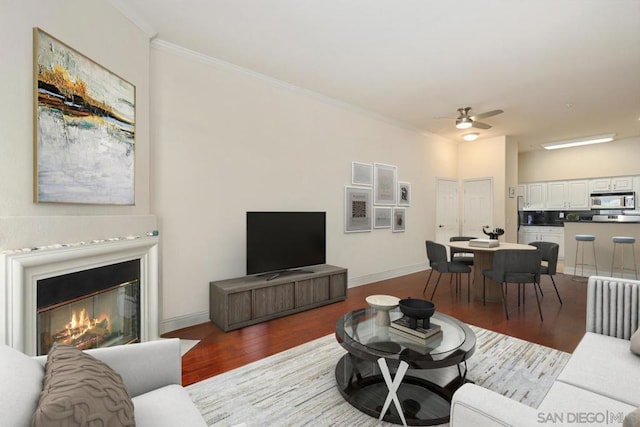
[447,240,536,302]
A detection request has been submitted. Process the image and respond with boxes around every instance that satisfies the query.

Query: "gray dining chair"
[449,236,477,266]
[529,241,562,305]
[424,240,472,302]
[482,249,543,321]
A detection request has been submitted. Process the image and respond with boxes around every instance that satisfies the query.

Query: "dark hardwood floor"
[163,268,588,386]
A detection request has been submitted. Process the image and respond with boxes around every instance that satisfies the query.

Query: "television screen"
[247,211,326,275]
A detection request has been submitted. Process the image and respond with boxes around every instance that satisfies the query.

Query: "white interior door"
[463,178,493,238]
[435,178,459,246]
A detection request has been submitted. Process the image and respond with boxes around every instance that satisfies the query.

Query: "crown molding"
[151,38,432,137]
[108,0,158,39]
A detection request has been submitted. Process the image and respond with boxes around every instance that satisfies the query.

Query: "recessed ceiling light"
[463,132,479,141]
[541,133,616,150]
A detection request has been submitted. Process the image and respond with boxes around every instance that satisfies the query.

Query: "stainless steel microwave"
[590,192,635,210]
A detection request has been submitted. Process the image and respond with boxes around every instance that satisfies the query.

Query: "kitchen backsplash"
[519,210,594,226]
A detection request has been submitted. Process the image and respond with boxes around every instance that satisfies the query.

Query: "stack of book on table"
[389,316,443,346]
[469,238,499,248]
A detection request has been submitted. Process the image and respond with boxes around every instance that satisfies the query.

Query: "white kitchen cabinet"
[546,182,567,210]
[518,226,564,258]
[522,182,546,210]
[612,177,634,192]
[545,180,589,210]
[520,176,638,211]
[566,180,590,210]
[590,176,634,193]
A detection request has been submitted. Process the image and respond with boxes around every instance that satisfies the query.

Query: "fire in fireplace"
[36,260,141,356]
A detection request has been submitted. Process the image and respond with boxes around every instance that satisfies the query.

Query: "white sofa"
[1,338,207,427]
[450,276,640,427]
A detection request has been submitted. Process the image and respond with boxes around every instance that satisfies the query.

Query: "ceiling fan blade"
[472,121,492,130]
[471,109,504,120]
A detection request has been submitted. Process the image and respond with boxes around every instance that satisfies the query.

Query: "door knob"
[438,224,444,228]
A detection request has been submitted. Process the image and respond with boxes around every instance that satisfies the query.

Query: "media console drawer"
[209,264,348,332]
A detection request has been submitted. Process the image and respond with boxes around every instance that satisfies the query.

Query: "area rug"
[187,326,571,426]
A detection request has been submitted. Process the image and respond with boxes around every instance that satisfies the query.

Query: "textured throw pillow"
[631,327,640,356]
[624,407,640,427]
[32,343,135,427]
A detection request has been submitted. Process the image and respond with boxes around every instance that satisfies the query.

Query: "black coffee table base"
[335,354,466,426]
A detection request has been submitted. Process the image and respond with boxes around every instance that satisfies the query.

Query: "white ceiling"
[113,0,640,151]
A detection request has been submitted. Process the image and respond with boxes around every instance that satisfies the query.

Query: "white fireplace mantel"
[0,235,159,355]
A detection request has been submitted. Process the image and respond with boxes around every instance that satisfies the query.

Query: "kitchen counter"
[564,222,640,277]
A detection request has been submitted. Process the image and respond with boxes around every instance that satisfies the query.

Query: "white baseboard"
[563,266,599,278]
[160,264,428,334]
[563,266,637,281]
[160,310,210,335]
[348,263,427,288]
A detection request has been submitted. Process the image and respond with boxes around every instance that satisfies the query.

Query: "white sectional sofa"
[1,338,207,427]
[450,276,640,427]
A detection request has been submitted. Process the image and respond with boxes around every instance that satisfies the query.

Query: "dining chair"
[423,240,472,302]
[529,241,562,305]
[482,249,543,321]
[448,236,477,266]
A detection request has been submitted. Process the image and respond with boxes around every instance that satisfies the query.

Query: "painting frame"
[373,163,397,205]
[392,207,406,233]
[373,207,392,229]
[345,186,372,233]
[351,161,373,186]
[34,27,136,205]
[398,181,411,206]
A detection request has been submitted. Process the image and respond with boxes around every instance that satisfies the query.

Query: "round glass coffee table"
[335,308,476,426]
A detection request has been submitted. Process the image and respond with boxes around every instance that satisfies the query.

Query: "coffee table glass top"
[336,307,475,367]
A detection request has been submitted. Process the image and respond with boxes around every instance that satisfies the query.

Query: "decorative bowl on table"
[365,295,400,326]
[398,298,436,329]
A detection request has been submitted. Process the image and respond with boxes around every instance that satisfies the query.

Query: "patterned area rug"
[187,326,571,426]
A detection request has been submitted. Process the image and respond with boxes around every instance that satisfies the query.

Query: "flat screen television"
[246,211,326,276]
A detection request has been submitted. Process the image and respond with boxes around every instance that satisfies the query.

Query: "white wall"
[0,0,156,250]
[519,136,640,182]
[150,44,458,328]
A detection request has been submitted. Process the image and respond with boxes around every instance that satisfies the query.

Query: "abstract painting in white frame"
[398,182,411,206]
[345,186,372,232]
[373,163,397,205]
[373,207,392,229]
[392,207,406,232]
[351,161,373,186]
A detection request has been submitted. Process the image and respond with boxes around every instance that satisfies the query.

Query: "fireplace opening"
[36,260,141,356]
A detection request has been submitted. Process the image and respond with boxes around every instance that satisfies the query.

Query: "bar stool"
[611,236,638,279]
[574,235,598,280]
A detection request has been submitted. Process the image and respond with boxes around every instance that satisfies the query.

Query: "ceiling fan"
[444,107,504,130]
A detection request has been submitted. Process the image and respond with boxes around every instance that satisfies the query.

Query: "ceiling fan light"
[463,132,479,141]
[541,133,616,150]
[456,118,472,129]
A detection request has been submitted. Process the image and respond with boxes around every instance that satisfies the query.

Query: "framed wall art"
[398,181,411,206]
[373,207,392,229]
[351,161,373,186]
[373,163,397,205]
[392,207,406,232]
[34,28,136,205]
[345,186,372,233]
